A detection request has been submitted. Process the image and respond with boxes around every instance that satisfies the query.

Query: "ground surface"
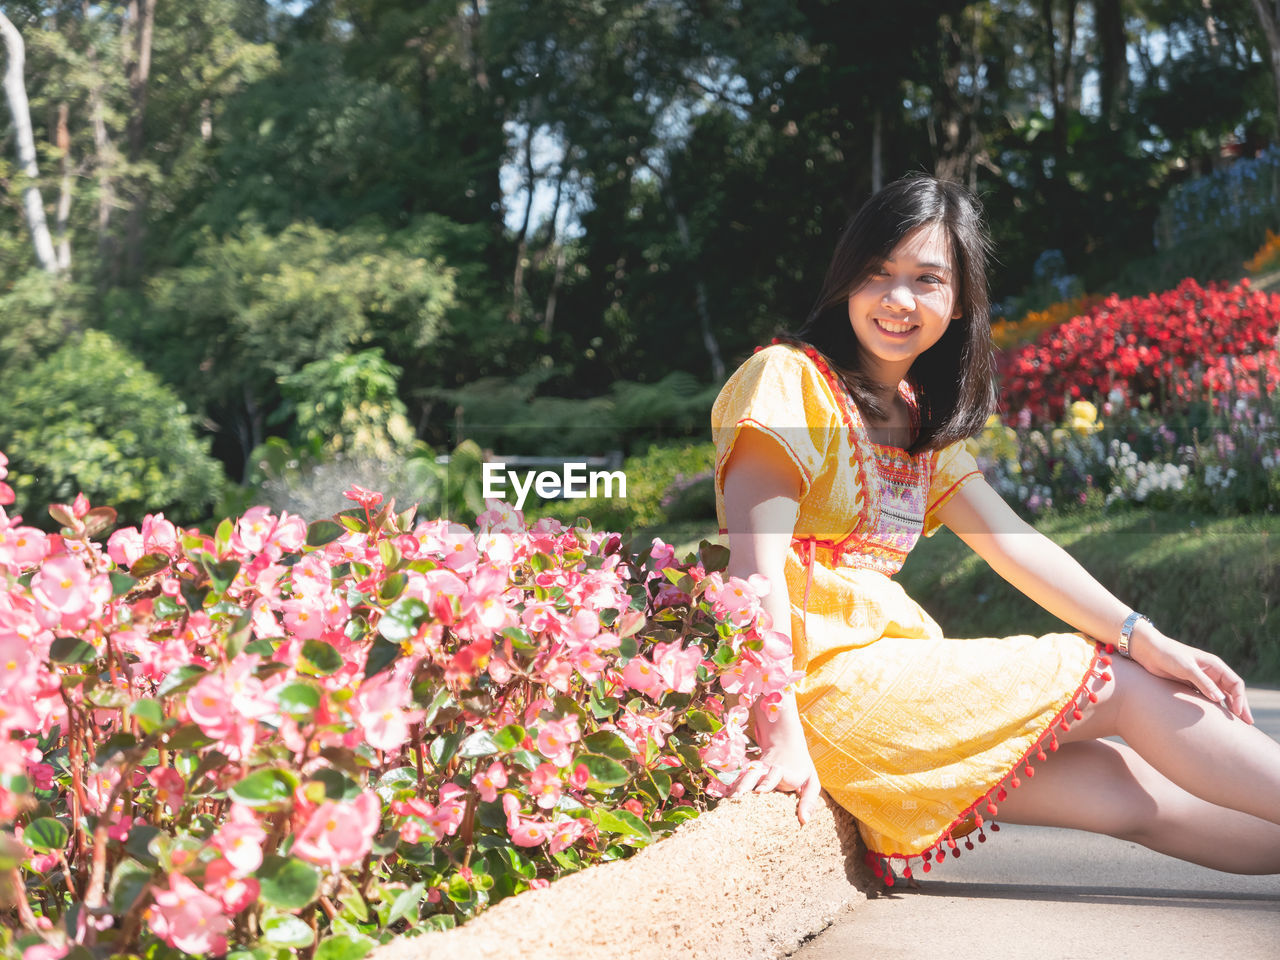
[794,686,1280,960]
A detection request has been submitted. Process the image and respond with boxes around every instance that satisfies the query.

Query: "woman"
[714,174,1280,881]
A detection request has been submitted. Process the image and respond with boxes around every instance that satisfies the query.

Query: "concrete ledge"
[373,792,874,960]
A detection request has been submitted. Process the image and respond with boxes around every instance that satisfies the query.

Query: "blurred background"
[1,1,1277,674]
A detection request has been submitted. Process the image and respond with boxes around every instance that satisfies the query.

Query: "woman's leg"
[994,737,1280,874]
[1056,655,1280,826]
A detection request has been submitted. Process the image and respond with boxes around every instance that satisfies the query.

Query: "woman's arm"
[720,430,825,823]
[933,477,1253,723]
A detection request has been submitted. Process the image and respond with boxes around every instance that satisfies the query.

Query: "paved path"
[795,687,1280,960]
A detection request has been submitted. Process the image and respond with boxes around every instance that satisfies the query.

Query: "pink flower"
[281,596,326,640]
[106,527,144,568]
[536,716,581,768]
[621,655,665,698]
[509,817,549,847]
[354,670,423,752]
[424,784,467,841]
[0,524,48,569]
[30,556,92,616]
[149,767,185,815]
[652,641,703,694]
[472,760,507,803]
[528,763,563,810]
[22,944,67,960]
[502,793,522,831]
[212,804,267,876]
[342,484,383,509]
[203,857,260,913]
[292,791,381,873]
[146,872,231,955]
[548,817,591,855]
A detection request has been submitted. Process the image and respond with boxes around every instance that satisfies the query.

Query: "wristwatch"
[1118,611,1150,659]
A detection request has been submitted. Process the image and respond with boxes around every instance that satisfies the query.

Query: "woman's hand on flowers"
[1131,624,1254,724]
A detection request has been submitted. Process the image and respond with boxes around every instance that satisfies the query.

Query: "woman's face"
[846,222,963,384]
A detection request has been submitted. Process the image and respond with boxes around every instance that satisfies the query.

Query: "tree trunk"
[83,0,118,280]
[0,12,59,274]
[1094,0,1128,128]
[122,0,156,281]
[55,101,73,272]
[510,121,536,322]
[542,157,571,336]
[671,206,724,382]
[1250,0,1280,141]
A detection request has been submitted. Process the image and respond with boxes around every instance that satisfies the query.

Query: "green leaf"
[685,710,722,734]
[93,732,138,767]
[386,882,425,926]
[124,824,162,867]
[298,639,343,677]
[81,505,118,539]
[364,636,400,680]
[664,806,701,824]
[129,552,171,578]
[429,729,464,768]
[581,731,633,762]
[375,766,418,802]
[49,636,97,664]
[315,934,376,960]
[458,730,499,759]
[309,767,361,801]
[379,572,407,603]
[499,626,536,651]
[594,808,652,842]
[86,684,129,709]
[578,753,630,789]
[215,517,234,553]
[22,818,69,853]
[109,858,153,914]
[274,682,321,720]
[588,689,620,719]
[256,855,320,910]
[263,914,315,948]
[377,538,402,570]
[491,724,526,752]
[127,698,167,734]
[225,607,253,660]
[202,556,241,594]
[230,768,300,810]
[417,686,453,725]
[698,540,731,573]
[156,664,206,698]
[306,520,346,547]
[163,722,214,751]
[638,769,672,804]
[378,596,429,643]
[152,594,184,619]
[109,572,137,597]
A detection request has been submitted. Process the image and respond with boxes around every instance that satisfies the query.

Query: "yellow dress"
[712,342,1110,881]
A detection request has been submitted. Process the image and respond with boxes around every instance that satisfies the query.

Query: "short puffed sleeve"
[922,440,984,537]
[712,345,840,507]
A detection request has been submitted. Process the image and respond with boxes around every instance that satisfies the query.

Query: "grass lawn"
[640,508,1280,684]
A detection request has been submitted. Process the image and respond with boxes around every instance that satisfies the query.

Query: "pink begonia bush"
[0,451,796,958]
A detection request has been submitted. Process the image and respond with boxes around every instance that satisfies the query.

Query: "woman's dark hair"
[785,174,996,456]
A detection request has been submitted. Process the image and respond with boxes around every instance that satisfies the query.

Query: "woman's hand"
[1131,623,1254,724]
[727,702,824,825]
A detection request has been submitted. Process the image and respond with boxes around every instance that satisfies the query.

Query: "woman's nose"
[882,280,915,311]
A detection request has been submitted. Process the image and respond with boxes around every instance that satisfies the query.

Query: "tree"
[0,11,58,273]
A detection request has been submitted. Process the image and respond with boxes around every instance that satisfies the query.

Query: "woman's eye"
[921,275,944,284]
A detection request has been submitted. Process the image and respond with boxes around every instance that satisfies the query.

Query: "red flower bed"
[998,278,1280,424]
